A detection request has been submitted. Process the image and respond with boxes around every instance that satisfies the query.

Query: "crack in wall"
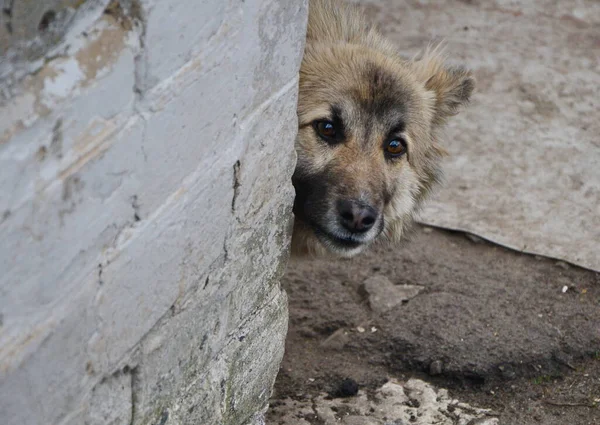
[131,194,141,222]
[50,118,64,158]
[2,0,13,33]
[129,0,147,98]
[231,160,241,213]
[128,365,140,425]
[99,0,146,99]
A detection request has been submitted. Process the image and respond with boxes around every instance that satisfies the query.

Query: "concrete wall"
[0,1,307,424]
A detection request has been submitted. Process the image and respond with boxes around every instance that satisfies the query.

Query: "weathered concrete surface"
[0,1,308,424]
[270,379,499,425]
[0,0,112,97]
[357,0,600,271]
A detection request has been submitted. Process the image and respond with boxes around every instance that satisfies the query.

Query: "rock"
[331,378,359,398]
[498,363,516,380]
[361,276,424,314]
[320,328,350,350]
[429,360,443,376]
[466,233,484,243]
[270,379,499,425]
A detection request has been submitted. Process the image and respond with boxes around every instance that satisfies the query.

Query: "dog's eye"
[313,120,338,141]
[385,138,407,158]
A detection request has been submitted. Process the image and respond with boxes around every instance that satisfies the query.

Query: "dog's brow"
[330,105,343,122]
[387,122,406,138]
[330,105,346,138]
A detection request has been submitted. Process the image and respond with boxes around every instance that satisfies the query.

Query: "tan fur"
[291,0,474,257]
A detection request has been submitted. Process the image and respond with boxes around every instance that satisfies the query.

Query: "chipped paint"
[0,15,130,144]
[42,58,85,102]
[75,16,127,82]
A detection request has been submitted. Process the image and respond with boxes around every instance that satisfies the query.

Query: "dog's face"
[292,43,474,256]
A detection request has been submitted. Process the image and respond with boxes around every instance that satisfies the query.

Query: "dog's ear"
[411,48,475,127]
[424,66,475,126]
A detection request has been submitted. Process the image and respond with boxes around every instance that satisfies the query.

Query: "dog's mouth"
[307,218,384,255]
[292,189,382,254]
[313,225,364,250]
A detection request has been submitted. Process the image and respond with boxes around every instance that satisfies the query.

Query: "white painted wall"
[0,1,307,424]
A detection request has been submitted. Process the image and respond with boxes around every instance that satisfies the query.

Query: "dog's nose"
[337,200,377,233]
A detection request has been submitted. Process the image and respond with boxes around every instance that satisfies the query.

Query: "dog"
[291,0,474,257]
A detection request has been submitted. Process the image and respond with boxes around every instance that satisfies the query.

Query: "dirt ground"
[267,226,600,425]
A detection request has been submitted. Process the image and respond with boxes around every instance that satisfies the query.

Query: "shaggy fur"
[291,0,474,257]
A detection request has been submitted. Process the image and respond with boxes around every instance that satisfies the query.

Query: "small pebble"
[466,233,483,243]
[335,378,359,398]
[498,364,516,379]
[357,326,366,333]
[371,327,378,333]
[555,261,569,270]
[562,285,568,293]
[429,360,443,376]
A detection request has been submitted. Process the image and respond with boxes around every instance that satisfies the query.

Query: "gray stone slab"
[358,0,600,271]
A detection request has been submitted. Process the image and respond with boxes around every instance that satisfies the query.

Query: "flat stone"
[369,0,600,271]
[362,276,424,313]
[320,328,350,350]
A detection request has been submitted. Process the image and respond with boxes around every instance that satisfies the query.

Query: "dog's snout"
[337,200,378,233]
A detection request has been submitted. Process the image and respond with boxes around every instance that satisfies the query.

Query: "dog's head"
[292,43,474,257]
